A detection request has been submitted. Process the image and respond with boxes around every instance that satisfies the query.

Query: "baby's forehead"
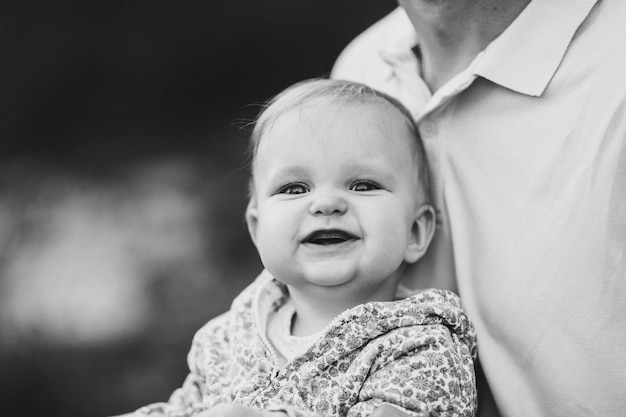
[253,90,421,168]
[260,99,419,163]
[309,98,412,135]
[273,97,412,132]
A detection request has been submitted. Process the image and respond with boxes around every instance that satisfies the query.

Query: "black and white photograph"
[1,1,624,416]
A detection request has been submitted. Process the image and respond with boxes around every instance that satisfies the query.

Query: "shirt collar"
[476,0,599,97]
[379,9,420,67]
[380,1,599,99]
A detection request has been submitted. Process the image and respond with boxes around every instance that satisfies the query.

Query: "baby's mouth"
[303,229,359,246]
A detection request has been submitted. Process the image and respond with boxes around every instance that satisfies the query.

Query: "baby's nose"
[309,192,348,216]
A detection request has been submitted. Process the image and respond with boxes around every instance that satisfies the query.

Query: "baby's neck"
[289,300,342,337]
[286,283,398,337]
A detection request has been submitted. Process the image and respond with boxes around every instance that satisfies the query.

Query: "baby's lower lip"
[307,237,356,245]
[302,237,360,250]
[302,230,359,245]
[303,231,358,246]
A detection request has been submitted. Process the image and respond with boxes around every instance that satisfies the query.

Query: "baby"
[133,79,477,417]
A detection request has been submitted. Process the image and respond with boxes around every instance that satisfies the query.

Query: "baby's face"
[247,100,423,300]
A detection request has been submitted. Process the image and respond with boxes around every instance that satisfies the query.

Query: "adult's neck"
[399,0,531,92]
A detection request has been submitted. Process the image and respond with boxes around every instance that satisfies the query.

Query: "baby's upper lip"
[302,229,360,245]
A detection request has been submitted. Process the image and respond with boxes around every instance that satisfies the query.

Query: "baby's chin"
[276,270,356,289]
[293,267,399,295]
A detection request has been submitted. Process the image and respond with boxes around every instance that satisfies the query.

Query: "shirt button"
[420,120,436,137]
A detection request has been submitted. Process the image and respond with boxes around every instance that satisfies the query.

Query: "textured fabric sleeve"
[265,404,322,417]
[132,313,233,417]
[347,324,477,417]
[269,402,421,417]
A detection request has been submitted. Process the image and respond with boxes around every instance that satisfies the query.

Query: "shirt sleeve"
[347,323,477,417]
[330,7,410,84]
[131,313,233,417]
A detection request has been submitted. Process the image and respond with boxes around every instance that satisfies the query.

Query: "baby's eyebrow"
[264,161,400,187]
[270,166,309,178]
[341,162,397,181]
[263,166,312,188]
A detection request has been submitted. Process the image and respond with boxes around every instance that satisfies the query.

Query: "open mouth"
[303,229,359,246]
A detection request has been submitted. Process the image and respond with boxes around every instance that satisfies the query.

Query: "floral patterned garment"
[135,272,477,417]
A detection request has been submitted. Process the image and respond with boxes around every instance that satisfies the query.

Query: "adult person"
[332,0,626,416]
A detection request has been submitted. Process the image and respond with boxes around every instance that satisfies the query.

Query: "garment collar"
[476,0,599,97]
[381,0,599,98]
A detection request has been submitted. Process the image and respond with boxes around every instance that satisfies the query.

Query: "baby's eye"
[278,183,309,195]
[350,180,382,192]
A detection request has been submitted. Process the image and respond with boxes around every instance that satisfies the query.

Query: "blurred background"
[0,1,397,416]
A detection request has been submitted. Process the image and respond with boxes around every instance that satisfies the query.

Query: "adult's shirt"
[332,1,626,416]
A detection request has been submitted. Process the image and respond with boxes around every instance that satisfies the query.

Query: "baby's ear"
[245,197,260,248]
[404,204,436,264]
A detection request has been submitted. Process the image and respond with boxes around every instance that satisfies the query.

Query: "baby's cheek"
[376,223,411,258]
[256,230,295,277]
